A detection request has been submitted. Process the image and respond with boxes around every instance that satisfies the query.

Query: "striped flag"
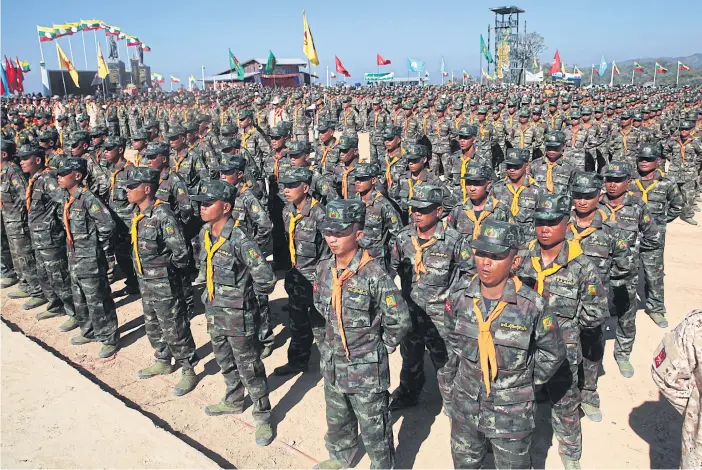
[170,76,181,83]
[677,61,689,71]
[612,61,620,75]
[37,25,56,42]
[633,62,644,72]
[655,62,668,74]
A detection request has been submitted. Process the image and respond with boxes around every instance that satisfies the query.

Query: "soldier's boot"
[560,456,581,470]
[581,403,603,422]
[138,361,174,379]
[8,289,30,299]
[173,369,198,397]
[273,363,308,376]
[260,344,274,360]
[36,309,65,321]
[204,400,244,416]
[71,335,95,345]
[649,313,669,328]
[313,460,347,470]
[22,297,48,310]
[0,276,18,288]
[59,317,80,332]
[616,359,635,378]
[255,423,274,447]
[98,343,119,359]
[681,217,698,225]
[389,387,419,411]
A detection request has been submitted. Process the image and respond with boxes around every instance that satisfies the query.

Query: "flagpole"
[480,49,483,86]
[631,68,634,85]
[610,62,614,87]
[676,64,680,87]
[326,65,329,87]
[37,28,45,63]
[653,67,657,87]
[590,65,593,87]
[81,30,89,69]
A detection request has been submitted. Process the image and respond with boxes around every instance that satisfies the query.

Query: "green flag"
[229,48,245,80]
[480,34,493,64]
[265,50,276,74]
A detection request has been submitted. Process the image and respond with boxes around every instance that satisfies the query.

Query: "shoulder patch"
[90,203,102,213]
[543,315,554,331]
[165,224,176,236]
[248,248,260,259]
[385,295,397,309]
[587,284,597,296]
[445,299,452,313]
[654,348,666,368]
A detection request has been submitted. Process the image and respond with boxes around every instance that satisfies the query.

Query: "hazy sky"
[3,0,701,91]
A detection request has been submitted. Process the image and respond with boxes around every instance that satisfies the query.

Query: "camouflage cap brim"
[407,199,436,209]
[471,237,512,256]
[533,210,567,221]
[320,218,352,233]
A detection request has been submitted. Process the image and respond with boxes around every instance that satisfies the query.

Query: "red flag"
[4,57,16,93]
[14,58,24,94]
[377,54,391,66]
[335,56,351,78]
[549,50,562,75]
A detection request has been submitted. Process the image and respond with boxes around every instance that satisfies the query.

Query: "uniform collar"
[466,275,520,305]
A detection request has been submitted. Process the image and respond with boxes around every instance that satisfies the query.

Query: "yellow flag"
[56,43,79,87]
[302,10,319,66]
[97,42,109,79]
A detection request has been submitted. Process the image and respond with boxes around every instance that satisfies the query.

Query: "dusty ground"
[1,133,698,469]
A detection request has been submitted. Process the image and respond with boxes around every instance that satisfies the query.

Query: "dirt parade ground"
[1,133,700,469]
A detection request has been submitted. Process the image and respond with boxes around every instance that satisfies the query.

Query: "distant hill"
[587,53,702,86]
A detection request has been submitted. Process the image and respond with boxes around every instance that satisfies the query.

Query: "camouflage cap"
[594,105,604,113]
[320,199,366,233]
[76,114,90,122]
[637,143,661,161]
[633,112,644,121]
[318,119,337,132]
[408,184,444,209]
[293,91,304,99]
[435,103,447,112]
[70,130,90,144]
[195,113,211,123]
[548,98,558,106]
[288,140,311,156]
[220,124,238,136]
[143,141,170,157]
[544,131,565,147]
[533,194,571,221]
[402,101,414,110]
[569,110,582,119]
[184,122,199,133]
[125,167,160,186]
[131,129,149,140]
[278,166,313,185]
[679,120,695,130]
[382,125,402,139]
[518,108,531,117]
[406,143,429,160]
[238,109,254,120]
[456,124,477,138]
[101,135,125,148]
[38,129,59,141]
[504,148,529,165]
[602,162,633,179]
[89,126,108,138]
[391,97,402,105]
[620,110,633,119]
[1,140,15,153]
[56,114,68,121]
[462,162,493,182]
[219,153,247,172]
[571,171,603,194]
[166,124,186,138]
[532,107,543,114]
[57,157,88,175]
[477,105,489,114]
[269,125,288,139]
[354,163,380,178]
[337,135,359,150]
[143,119,159,129]
[342,96,352,103]
[491,105,501,114]
[472,219,519,255]
[16,144,44,159]
[220,137,242,150]
[192,180,237,203]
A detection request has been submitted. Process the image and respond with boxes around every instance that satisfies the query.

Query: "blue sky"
[3,0,701,92]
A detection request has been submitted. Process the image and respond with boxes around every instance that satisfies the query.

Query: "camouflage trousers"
[35,246,75,317]
[210,334,271,424]
[450,417,531,469]
[293,132,309,143]
[430,152,449,176]
[7,234,43,298]
[368,143,385,166]
[139,276,196,368]
[678,180,696,219]
[119,123,130,139]
[114,223,139,288]
[565,150,586,172]
[545,360,582,460]
[612,274,639,361]
[578,325,605,408]
[323,381,393,469]
[70,272,119,345]
[1,221,15,277]
[256,294,274,348]
[397,306,448,399]
[284,269,325,367]
[641,245,665,317]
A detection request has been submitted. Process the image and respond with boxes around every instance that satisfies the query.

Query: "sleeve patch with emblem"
[165,225,175,236]
[587,284,597,295]
[248,248,260,259]
[654,348,666,368]
[385,295,397,309]
[445,299,452,313]
[543,316,554,331]
[90,203,102,213]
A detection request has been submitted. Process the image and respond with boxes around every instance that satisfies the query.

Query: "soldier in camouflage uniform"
[490,106,508,166]
[314,199,411,470]
[330,136,361,200]
[1,141,46,309]
[530,131,576,196]
[545,98,566,132]
[517,194,607,469]
[367,98,390,164]
[608,111,643,171]
[530,106,548,161]
[389,184,462,410]
[353,163,403,273]
[600,162,661,378]
[663,120,700,225]
[397,102,421,145]
[395,144,441,220]
[440,220,566,469]
[562,111,592,172]
[37,129,66,171]
[474,106,494,166]
[313,119,339,175]
[379,126,406,203]
[68,131,110,201]
[274,167,330,376]
[340,97,361,138]
[0,212,18,289]
[195,114,221,179]
[57,158,119,359]
[445,125,490,202]
[289,91,311,142]
[239,109,271,176]
[19,145,77,327]
[567,172,635,422]
[651,309,702,470]
[192,180,275,446]
[629,144,684,328]
[427,103,452,176]
[103,136,140,295]
[508,108,535,164]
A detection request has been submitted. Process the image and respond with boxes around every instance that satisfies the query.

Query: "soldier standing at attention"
[530,131,576,196]
[367,98,390,164]
[445,125,490,203]
[57,157,119,359]
[517,194,607,469]
[379,126,406,203]
[663,120,700,225]
[313,199,410,470]
[396,144,441,221]
[567,172,635,422]
[340,96,361,139]
[126,168,198,396]
[330,136,361,200]
[193,180,275,446]
[389,184,462,410]
[629,144,684,328]
[440,220,566,469]
[313,119,338,175]
[274,167,330,376]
